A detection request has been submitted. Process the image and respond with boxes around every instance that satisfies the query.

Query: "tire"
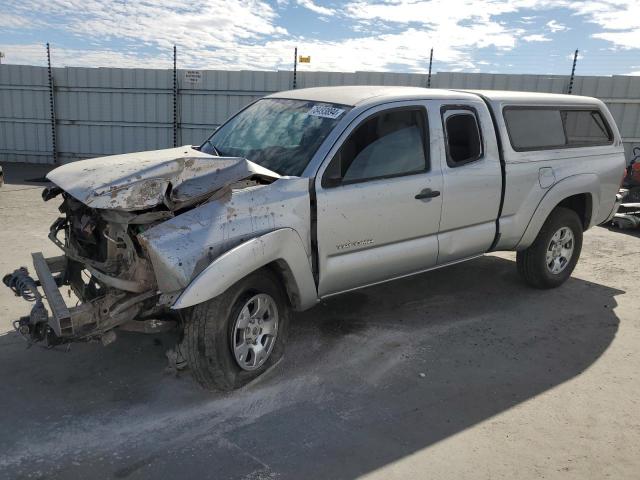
[182,268,289,391]
[516,207,583,289]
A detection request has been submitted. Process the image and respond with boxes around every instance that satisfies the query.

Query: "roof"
[266,86,477,106]
[266,86,603,107]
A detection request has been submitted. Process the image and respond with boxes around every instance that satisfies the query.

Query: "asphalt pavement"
[0,163,638,479]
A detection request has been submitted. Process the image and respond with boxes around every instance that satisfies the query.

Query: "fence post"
[173,45,178,147]
[46,43,58,164]
[427,48,433,88]
[568,49,578,94]
[293,46,298,89]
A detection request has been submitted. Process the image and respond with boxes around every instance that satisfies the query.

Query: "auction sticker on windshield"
[308,105,345,119]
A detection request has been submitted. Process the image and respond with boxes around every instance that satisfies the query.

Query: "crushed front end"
[4,186,173,346]
[3,146,307,348]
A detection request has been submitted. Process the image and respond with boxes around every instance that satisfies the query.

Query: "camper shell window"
[503,106,613,152]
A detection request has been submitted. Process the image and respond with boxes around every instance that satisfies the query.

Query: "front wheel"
[182,269,289,391]
[516,207,583,289]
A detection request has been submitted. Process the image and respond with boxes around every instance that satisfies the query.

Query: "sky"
[1,0,639,76]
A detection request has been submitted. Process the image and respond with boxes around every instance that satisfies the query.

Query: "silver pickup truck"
[4,86,624,390]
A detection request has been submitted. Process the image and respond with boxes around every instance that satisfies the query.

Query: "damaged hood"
[46,146,281,211]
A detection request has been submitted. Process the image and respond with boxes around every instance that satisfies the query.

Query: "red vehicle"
[622,147,640,202]
[610,147,640,229]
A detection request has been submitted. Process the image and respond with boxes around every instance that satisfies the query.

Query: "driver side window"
[323,108,428,187]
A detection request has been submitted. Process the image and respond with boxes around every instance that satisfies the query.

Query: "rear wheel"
[182,269,289,391]
[516,207,583,289]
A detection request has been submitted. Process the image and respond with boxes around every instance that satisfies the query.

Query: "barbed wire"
[4,43,639,77]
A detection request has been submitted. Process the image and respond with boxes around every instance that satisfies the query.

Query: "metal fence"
[1,64,639,165]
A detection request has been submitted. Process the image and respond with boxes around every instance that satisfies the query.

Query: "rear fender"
[172,228,318,310]
[516,174,599,250]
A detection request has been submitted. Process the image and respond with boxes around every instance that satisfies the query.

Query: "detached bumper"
[4,252,158,345]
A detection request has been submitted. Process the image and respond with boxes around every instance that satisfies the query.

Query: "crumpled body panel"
[46,146,280,211]
[139,177,312,293]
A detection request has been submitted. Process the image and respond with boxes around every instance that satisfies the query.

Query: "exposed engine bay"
[3,146,310,347]
[6,188,179,345]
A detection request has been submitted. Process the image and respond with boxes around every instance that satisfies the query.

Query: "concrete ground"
[0,163,639,480]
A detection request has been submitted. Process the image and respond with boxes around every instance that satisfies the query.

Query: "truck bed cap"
[461,89,602,106]
[268,85,603,108]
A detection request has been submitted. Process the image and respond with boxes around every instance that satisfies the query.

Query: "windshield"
[201,98,350,176]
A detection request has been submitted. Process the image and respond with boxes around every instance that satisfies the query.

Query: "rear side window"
[504,107,613,151]
[322,108,428,186]
[443,110,483,166]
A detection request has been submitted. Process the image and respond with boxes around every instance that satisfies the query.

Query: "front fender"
[172,228,318,310]
[516,174,599,250]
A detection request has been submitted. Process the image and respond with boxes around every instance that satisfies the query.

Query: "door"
[314,102,444,297]
[436,103,502,263]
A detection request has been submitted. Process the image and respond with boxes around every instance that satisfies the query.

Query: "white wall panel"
[1,65,639,165]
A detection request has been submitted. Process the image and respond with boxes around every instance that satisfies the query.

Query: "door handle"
[415,188,441,200]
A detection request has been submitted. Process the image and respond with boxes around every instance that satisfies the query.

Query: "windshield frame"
[199,97,352,177]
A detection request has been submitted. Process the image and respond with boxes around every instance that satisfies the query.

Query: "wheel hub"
[244,323,263,344]
[231,293,279,371]
[545,226,575,275]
